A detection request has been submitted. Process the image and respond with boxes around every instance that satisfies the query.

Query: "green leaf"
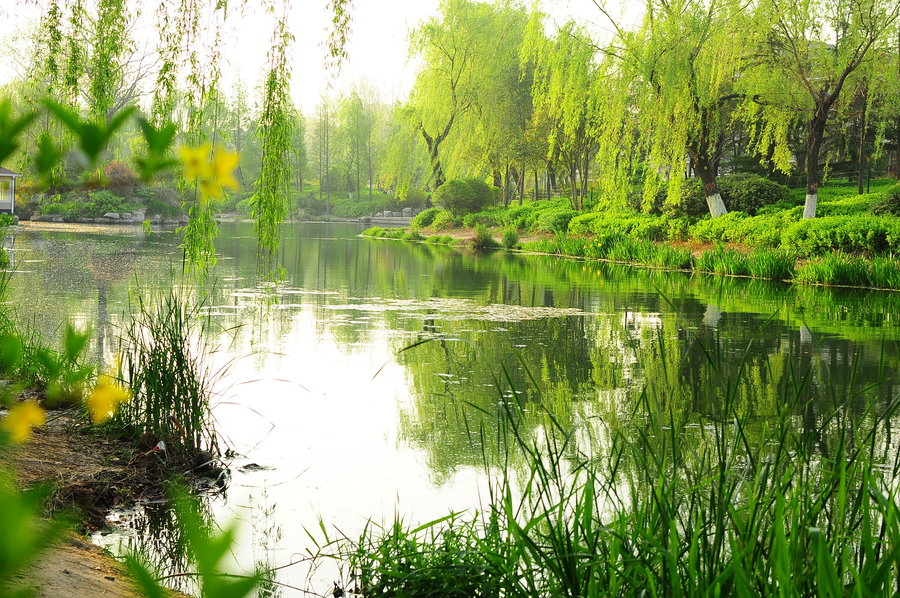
[0,99,37,165]
[62,325,89,363]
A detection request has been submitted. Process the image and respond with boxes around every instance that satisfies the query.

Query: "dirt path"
[18,534,145,598]
[4,409,183,597]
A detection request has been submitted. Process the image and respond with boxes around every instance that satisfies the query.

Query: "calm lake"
[6,221,900,595]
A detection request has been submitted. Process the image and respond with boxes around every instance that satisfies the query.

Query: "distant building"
[0,167,20,214]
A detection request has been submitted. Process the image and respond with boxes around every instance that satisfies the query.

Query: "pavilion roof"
[0,167,21,177]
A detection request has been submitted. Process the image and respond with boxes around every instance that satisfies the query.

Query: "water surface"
[6,221,900,594]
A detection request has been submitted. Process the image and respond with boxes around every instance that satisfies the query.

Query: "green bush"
[640,174,789,218]
[872,184,900,216]
[781,215,900,255]
[535,207,577,233]
[503,205,538,230]
[0,214,15,227]
[463,178,498,207]
[411,207,442,228]
[138,187,182,218]
[691,211,791,247]
[433,179,496,216]
[471,224,499,250]
[362,226,406,239]
[717,173,789,215]
[425,235,456,245]
[462,210,502,228]
[568,210,668,241]
[501,226,519,249]
[431,210,459,231]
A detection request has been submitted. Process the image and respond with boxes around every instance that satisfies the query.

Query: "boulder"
[392,211,402,218]
[402,207,413,217]
[102,212,120,220]
[121,213,132,220]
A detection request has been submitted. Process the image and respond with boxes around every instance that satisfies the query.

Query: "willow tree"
[608,0,749,218]
[89,0,130,121]
[523,17,602,210]
[741,0,899,219]
[448,2,532,205]
[251,10,294,268]
[409,0,491,188]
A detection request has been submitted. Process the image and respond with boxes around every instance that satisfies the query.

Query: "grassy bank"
[327,337,900,597]
[363,179,900,290]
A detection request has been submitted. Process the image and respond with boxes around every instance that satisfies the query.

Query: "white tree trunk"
[803,193,817,219]
[705,192,728,218]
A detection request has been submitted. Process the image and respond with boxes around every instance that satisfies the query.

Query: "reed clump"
[116,293,219,463]
[336,343,900,597]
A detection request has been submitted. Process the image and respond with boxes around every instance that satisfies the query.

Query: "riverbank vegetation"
[1,0,899,595]
[327,337,900,597]
[367,178,900,290]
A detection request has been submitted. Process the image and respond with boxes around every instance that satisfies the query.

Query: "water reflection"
[6,221,900,595]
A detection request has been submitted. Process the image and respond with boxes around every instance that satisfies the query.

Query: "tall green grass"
[117,293,219,462]
[330,340,900,597]
[793,253,900,289]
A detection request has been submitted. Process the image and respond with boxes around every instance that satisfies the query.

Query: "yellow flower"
[179,143,212,183]
[87,375,131,424]
[211,146,240,192]
[198,178,224,205]
[1,401,46,444]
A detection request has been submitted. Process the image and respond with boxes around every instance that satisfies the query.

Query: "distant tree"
[607,0,750,218]
[741,0,899,218]
[409,0,489,188]
[523,18,601,210]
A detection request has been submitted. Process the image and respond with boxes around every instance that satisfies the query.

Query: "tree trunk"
[803,111,828,219]
[690,148,727,218]
[503,163,511,207]
[569,159,579,210]
[518,159,526,205]
[533,168,538,203]
[857,96,867,196]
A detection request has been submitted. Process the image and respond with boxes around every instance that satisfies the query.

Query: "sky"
[0,0,640,113]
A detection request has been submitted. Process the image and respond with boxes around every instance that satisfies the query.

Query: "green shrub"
[501,226,519,249]
[717,173,789,215]
[503,205,538,230]
[411,207,442,228]
[567,212,604,236]
[425,235,456,245]
[463,178,498,208]
[103,160,138,189]
[462,210,502,228]
[643,174,789,218]
[431,210,459,231]
[471,224,499,250]
[362,226,406,239]
[434,179,495,215]
[404,229,425,241]
[138,187,182,218]
[0,214,14,227]
[535,207,577,233]
[872,184,900,216]
[781,215,900,255]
